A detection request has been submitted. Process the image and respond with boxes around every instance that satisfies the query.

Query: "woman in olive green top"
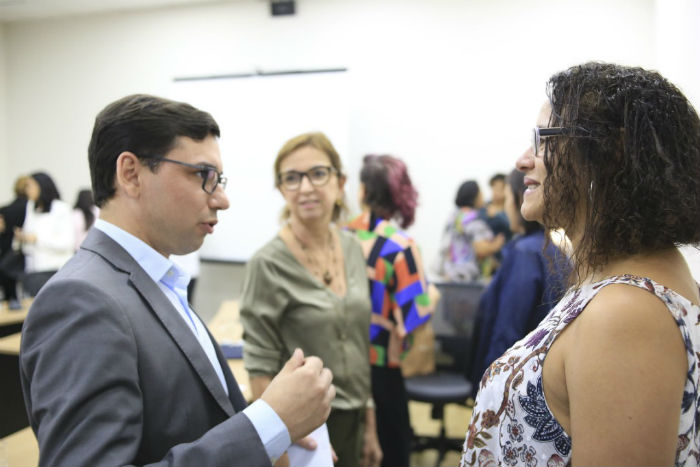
[240,132,382,467]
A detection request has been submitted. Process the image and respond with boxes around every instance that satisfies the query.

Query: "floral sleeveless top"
[460,275,700,467]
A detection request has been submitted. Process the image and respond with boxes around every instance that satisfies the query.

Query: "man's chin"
[175,241,204,257]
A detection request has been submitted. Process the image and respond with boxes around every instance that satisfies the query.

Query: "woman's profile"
[462,62,700,466]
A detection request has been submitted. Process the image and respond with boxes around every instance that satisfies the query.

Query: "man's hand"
[261,348,335,442]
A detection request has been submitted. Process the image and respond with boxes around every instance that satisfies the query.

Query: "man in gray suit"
[20,94,335,466]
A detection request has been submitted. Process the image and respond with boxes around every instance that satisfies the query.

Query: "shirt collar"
[94,219,190,286]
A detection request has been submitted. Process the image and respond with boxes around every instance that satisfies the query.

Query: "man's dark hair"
[542,62,700,283]
[88,94,220,207]
[455,180,480,208]
[489,173,506,186]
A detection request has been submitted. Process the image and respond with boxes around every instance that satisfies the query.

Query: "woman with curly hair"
[461,62,700,466]
[346,154,437,467]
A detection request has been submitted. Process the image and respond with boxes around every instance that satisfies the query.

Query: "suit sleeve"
[20,279,270,467]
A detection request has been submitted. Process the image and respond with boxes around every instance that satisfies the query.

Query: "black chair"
[405,281,485,467]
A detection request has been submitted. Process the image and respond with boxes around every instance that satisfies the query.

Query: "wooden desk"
[0,299,31,327]
[0,332,28,438]
[0,332,21,356]
[207,300,251,401]
[1,426,38,467]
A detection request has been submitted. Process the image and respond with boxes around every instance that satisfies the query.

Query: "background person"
[0,175,30,306]
[240,132,381,467]
[469,167,569,396]
[346,154,437,467]
[72,188,99,251]
[436,180,505,282]
[478,173,511,246]
[21,94,335,467]
[14,171,74,295]
[461,62,700,466]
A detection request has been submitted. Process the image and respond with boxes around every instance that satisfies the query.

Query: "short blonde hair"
[13,175,30,197]
[274,131,347,223]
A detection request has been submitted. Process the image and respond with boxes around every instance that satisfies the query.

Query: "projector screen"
[169,70,350,262]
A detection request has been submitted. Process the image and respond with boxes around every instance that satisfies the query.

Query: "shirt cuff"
[242,399,292,463]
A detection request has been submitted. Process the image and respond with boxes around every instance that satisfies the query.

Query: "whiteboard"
[169,71,350,262]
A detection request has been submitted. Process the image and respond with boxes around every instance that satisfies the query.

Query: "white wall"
[655,0,700,107]
[0,24,7,201]
[1,0,697,269]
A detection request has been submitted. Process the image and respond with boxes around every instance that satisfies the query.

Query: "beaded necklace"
[288,224,338,285]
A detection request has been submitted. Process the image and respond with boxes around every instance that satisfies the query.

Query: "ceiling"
[0,0,238,22]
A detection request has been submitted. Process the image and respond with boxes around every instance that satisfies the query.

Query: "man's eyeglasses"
[532,126,591,158]
[157,158,227,194]
[277,166,336,191]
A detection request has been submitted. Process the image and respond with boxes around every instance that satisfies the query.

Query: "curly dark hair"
[541,62,700,282]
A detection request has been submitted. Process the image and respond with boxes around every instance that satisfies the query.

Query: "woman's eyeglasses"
[277,166,336,191]
[532,126,591,158]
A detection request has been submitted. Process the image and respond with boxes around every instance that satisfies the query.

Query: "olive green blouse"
[240,230,371,410]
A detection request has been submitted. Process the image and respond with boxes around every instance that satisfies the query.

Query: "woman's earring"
[335,199,342,207]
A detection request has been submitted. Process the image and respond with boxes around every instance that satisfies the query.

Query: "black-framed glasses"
[277,165,336,191]
[532,127,570,158]
[532,126,591,158]
[157,158,227,194]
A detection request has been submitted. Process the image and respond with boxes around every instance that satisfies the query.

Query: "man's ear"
[115,152,143,199]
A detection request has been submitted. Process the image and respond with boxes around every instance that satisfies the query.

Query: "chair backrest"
[431,281,485,375]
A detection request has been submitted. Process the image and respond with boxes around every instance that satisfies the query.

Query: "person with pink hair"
[347,154,438,467]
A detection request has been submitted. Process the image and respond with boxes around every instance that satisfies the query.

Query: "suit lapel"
[81,230,236,417]
[209,329,249,411]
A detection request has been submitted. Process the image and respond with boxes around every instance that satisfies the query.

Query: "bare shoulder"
[570,281,687,378]
[564,281,687,465]
[578,281,679,336]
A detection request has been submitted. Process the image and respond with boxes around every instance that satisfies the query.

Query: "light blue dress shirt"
[94,219,291,462]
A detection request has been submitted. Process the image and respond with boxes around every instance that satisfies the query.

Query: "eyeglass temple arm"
[538,127,567,136]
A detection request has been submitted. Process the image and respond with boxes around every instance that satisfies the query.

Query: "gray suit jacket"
[20,229,271,467]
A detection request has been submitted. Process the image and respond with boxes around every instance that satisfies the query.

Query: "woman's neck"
[288,217,333,249]
[577,247,689,285]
